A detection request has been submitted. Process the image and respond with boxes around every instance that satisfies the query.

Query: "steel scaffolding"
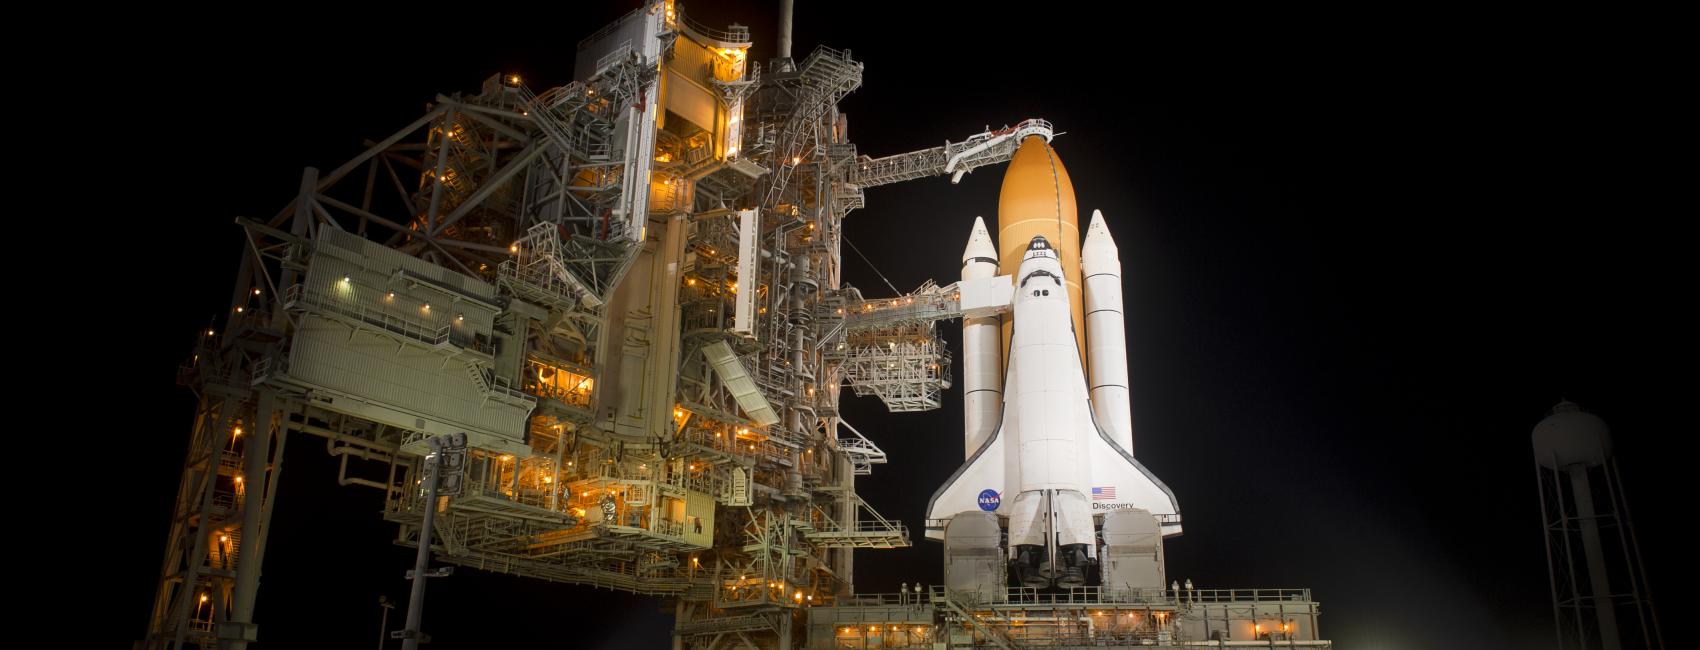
[144,2,1049,648]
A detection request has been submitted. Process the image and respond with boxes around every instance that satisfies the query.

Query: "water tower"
[1532,401,1663,649]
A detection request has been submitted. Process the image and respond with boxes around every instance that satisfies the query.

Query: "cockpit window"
[1019,269,1061,288]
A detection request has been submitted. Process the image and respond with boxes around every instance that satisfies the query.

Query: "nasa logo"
[977,489,1001,511]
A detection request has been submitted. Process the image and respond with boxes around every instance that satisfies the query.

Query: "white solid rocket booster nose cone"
[1082,210,1113,261]
[963,216,997,263]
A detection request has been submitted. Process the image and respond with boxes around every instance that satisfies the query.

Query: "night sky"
[106,4,1684,648]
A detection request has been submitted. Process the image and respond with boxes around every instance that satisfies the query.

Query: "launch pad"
[144,1,1331,647]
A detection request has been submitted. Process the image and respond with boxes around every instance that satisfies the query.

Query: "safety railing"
[284,285,445,344]
[523,358,594,408]
[283,284,492,356]
[250,356,289,386]
[678,8,750,45]
[854,118,1055,187]
[654,518,685,538]
[987,586,1313,606]
[835,592,934,607]
[811,519,910,536]
[596,41,635,74]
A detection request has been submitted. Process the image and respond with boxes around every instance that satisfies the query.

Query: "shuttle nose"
[1027,235,1050,251]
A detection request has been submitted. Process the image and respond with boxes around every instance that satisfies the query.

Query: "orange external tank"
[997,135,1084,364]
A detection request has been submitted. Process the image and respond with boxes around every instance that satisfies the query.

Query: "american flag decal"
[1091,486,1116,500]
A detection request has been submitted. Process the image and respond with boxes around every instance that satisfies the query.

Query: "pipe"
[777,0,794,61]
[328,438,389,463]
[1569,465,1622,649]
[288,421,402,458]
[337,453,392,490]
[399,447,443,650]
[230,389,277,650]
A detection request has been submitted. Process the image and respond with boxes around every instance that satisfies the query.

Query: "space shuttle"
[927,135,1179,592]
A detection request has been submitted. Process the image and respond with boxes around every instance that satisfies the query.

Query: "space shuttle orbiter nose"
[929,141,1179,593]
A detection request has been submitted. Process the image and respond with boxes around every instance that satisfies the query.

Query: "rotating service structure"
[144,2,1058,648]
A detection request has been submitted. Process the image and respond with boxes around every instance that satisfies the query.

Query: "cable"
[844,235,901,295]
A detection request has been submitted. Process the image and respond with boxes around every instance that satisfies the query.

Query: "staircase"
[464,361,538,410]
[758,46,864,213]
[932,586,1017,650]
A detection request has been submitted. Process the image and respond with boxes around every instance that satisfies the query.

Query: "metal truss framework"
[143,3,1047,648]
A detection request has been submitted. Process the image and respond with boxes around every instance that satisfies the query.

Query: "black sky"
[99,3,1687,648]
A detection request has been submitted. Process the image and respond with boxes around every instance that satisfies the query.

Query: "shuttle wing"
[926,317,1182,540]
[1084,411,1182,536]
[925,341,1018,541]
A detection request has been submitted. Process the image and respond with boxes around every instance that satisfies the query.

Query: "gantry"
[144,2,1047,648]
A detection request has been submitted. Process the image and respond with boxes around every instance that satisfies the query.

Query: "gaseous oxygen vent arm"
[853,118,1058,187]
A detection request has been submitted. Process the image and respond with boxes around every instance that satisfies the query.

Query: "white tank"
[1532,400,1612,469]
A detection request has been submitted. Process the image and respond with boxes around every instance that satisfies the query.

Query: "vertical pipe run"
[777,0,794,61]
[230,388,277,650]
[1536,462,1565,648]
[426,112,456,233]
[400,451,442,650]
[1568,465,1621,649]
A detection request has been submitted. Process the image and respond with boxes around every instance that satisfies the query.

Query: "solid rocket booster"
[961,217,1003,459]
[998,136,1085,365]
[1082,209,1134,454]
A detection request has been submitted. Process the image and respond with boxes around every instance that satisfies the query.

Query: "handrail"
[596,41,635,73]
[677,7,750,45]
[283,284,493,356]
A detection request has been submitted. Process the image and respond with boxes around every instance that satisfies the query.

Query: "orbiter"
[928,135,1179,590]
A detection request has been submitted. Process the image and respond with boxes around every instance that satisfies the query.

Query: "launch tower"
[143,2,1332,647]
